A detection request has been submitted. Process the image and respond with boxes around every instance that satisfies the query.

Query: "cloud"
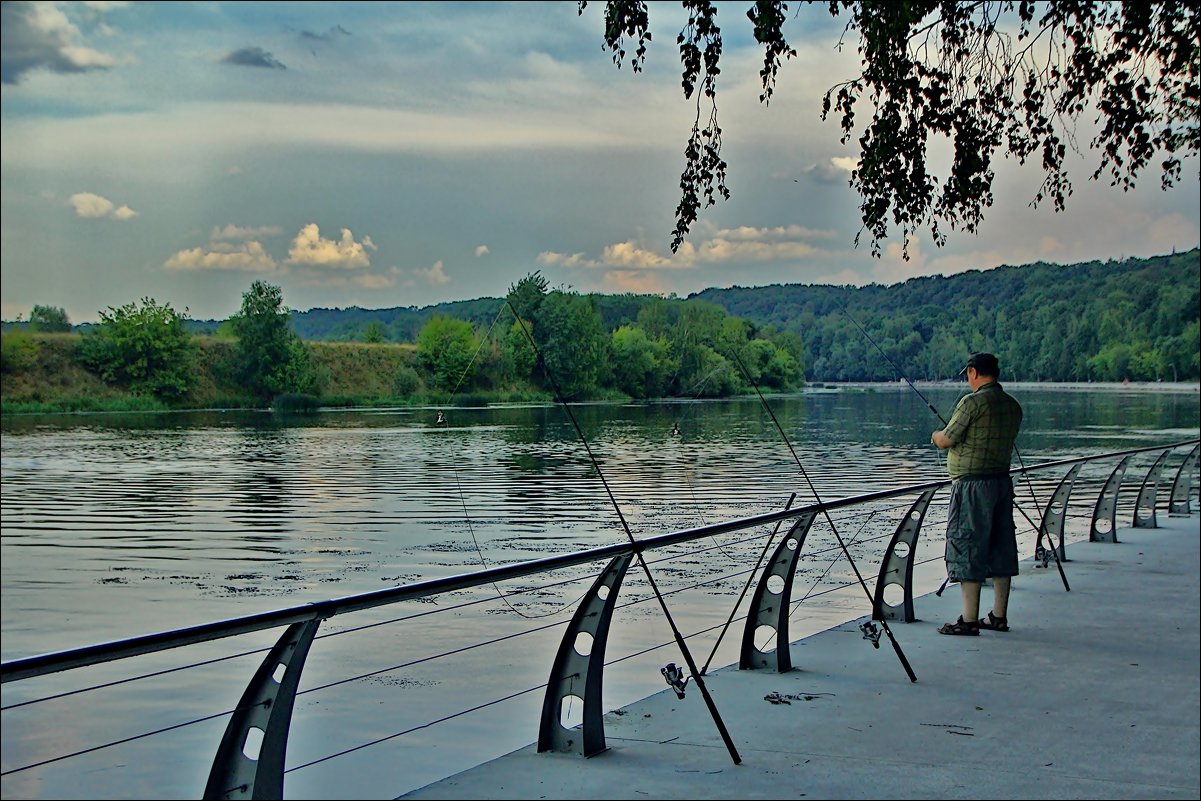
[1,1,120,84]
[164,241,278,273]
[599,270,669,295]
[803,156,857,185]
[538,250,593,268]
[298,25,351,43]
[211,224,283,241]
[221,46,286,70]
[287,223,375,269]
[539,225,831,273]
[474,245,490,257]
[69,191,136,220]
[415,260,451,285]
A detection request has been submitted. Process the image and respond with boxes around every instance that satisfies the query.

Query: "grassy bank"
[0,332,553,414]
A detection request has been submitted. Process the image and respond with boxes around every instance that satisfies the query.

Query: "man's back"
[943,382,1023,479]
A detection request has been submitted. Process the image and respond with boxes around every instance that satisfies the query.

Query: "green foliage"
[361,320,387,343]
[534,291,608,399]
[392,363,423,397]
[0,331,38,373]
[586,2,1199,256]
[694,250,1200,382]
[229,281,321,402]
[610,325,671,398]
[500,319,537,384]
[506,271,549,321]
[77,297,196,400]
[29,305,71,332]
[417,315,480,393]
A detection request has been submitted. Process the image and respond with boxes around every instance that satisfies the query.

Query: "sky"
[1,1,1198,325]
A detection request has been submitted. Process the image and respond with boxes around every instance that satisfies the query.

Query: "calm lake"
[2,383,1198,799]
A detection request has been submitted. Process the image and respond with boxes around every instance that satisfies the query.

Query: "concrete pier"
[403,516,1200,800]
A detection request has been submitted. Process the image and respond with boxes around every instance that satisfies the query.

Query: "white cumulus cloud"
[287,223,375,269]
[164,241,278,273]
[415,260,450,285]
[69,191,136,220]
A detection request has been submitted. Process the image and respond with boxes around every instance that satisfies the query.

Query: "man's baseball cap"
[960,352,1000,377]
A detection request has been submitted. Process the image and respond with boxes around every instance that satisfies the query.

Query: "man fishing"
[930,352,1024,636]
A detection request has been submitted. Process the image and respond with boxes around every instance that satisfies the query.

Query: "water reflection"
[1,385,1196,662]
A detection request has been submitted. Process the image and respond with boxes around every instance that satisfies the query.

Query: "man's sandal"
[978,611,1010,632]
[937,616,980,636]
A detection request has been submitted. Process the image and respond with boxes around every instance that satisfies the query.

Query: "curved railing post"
[204,618,322,800]
[1034,463,1082,566]
[538,551,633,757]
[873,489,936,623]
[739,511,818,673]
[1169,444,1199,516]
[1133,449,1171,528]
[1090,455,1132,543]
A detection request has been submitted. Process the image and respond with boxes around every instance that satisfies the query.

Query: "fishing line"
[508,301,743,765]
[837,301,1070,592]
[698,492,796,676]
[433,304,586,620]
[670,362,758,563]
[727,347,918,683]
[793,508,879,608]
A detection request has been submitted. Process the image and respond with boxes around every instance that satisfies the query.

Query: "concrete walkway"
[403,516,1200,800]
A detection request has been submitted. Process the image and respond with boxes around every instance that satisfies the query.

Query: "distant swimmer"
[436,410,446,425]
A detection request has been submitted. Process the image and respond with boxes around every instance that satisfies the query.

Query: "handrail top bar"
[2,438,1195,684]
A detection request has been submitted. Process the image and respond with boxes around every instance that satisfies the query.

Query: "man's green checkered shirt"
[943,382,1023,479]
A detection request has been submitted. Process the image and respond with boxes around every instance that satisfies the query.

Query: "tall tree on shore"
[78,297,195,400]
[28,305,71,333]
[230,281,320,402]
[583,1,1199,256]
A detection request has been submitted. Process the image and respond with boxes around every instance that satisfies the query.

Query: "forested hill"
[691,249,1199,383]
[281,249,1198,383]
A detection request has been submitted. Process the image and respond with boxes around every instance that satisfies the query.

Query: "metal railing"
[1,439,1196,800]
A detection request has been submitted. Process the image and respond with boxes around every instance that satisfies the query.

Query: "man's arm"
[931,429,954,449]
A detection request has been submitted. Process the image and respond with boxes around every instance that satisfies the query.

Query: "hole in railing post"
[754,625,777,652]
[882,584,905,608]
[559,695,584,730]
[596,584,610,601]
[242,727,265,761]
[272,663,286,684]
[766,575,785,595]
[573,631,594,657]
[892,541,911,560]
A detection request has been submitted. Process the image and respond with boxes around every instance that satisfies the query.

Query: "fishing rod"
[507,302,743,765]
[838,302,1070,593]
[728,348,918,683]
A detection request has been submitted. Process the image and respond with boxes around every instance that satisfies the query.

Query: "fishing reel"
[661,662,690,699]
[859,621,882,649]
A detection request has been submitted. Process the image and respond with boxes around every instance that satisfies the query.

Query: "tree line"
[3,250,1197,409]
[1,276,804,408]
[692,249,1199,383]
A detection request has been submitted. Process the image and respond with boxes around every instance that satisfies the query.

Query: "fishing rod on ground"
[507,302,743,766]
[837,302,1070,594]
[727,348,918,683]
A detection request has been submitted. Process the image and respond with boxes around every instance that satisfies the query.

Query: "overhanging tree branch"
[584,0,1200,257]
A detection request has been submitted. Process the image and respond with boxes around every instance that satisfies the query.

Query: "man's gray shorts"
[945,474,1019,582]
